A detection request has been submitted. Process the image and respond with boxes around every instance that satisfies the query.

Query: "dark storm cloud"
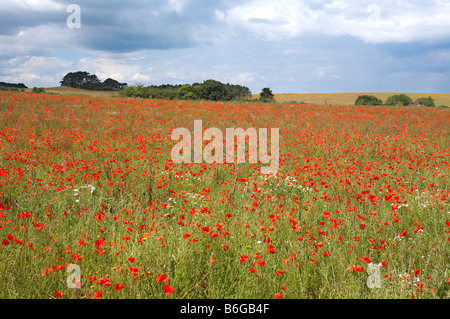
[0,0,237,53]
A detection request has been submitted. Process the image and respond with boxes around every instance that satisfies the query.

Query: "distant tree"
[119,84,144,98]
[385,94,411,106]
[32,87,45,94]
[414,96,435,107]
[200,80,229,101]
[355,95,383,106]
[102,78,127,91]
[259,87,275,102]
[0,82,28,89]
[226,83,252,100]
[119,79,250,102]
[60,71,100,89]
[177,84,204,100]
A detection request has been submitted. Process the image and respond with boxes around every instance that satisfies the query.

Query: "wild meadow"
[0,91,448,299]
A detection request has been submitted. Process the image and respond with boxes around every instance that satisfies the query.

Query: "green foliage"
[259,87,275,102]
[0,86,24,92]
[414,96,435,107]
[32,87,45,94]
[199,79,228,101]
[176,84,204,100]
[119,80,251,102]
[0,82,27,89]
[0,82,27,92]
[385,94,411,106]
[60,71,127,91]
[355,95,383,106]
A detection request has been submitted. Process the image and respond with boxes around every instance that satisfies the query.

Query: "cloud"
[1,0,450,57]
[222,0,450,44]
[0,0,449,93]
[0,56,73,86]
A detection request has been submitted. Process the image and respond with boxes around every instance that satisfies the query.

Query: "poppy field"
[0,91,449,299]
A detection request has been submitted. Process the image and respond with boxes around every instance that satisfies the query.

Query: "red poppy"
[155,274,168,283]
[239,255,249,263]
[53,291,63,298]
[163,284,175,296]
[275,269,285,276]
[112,283,125,291]
[92,290,103,299]
[360,256,371,263]
[267,245,276,254]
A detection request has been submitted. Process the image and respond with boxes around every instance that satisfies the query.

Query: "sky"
[1,0,450,94]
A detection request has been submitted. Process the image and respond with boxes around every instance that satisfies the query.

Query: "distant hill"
[0,82,28,89]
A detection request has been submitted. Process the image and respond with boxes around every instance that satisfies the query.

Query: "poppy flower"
[53,291,63,298]
[112,283,125,291]
[163,284,175,296]
[155,274,168,283]
[275,269,284,276]
[92,290,103,299]
[360,256,372,263]
[239,255,249,263]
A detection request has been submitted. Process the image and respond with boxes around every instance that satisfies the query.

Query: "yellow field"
[260,92,450,106]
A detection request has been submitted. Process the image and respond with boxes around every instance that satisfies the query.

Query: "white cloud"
[222,0,450,44]
[0,0,64,11]
[1,55,73,86]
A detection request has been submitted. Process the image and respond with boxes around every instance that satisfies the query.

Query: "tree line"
[0,82,28,91]
[119,79,253,102]
[58,71,263,102]
[60,71,127,91]
[355,94,442,107]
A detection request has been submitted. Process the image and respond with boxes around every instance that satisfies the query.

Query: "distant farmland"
[29,87,450,107]
[262,92,450,107]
